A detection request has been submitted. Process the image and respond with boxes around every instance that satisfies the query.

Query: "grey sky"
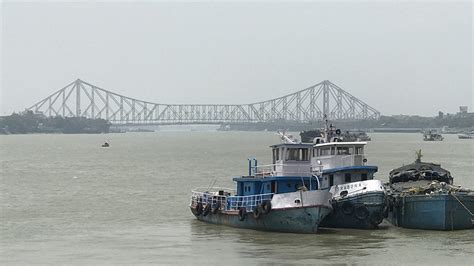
[1,1,472,116]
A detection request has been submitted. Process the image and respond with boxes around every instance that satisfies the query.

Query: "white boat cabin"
[269,143,313,177]
[311,141,378,189]
[311,142,368,170]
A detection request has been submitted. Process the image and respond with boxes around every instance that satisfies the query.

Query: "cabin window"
[337,147,350,155]
[319,147,330,156]
[345,173,351,182]
[361,173,367,181]
[286,148,298,161]
[329,175,334,186]
[301,148,309,161]
[355,147,363,155]
[286,148,309,161]
[330,147,336,155]
[273,148,280,162]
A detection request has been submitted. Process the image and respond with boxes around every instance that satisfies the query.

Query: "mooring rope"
[451,193,474,216]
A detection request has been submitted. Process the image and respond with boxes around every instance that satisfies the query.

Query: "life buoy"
[238,207,247,221]
[253,205,263,219]
[369,211,383,226]
[202,204,211,216]
[195,202,203,216]
[261,200,272,214]
[335,129,341,135]
[341,201,354,215]
[339,190,349,197]
[211,202,220,214]
[354,205,370,220]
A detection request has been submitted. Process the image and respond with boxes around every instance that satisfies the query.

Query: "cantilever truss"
[27,79,380,124]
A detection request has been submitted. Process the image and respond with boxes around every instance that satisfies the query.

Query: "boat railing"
[190,187,235,208]
[191,187,235,194]
[226,193,274,212]
[190,188,274,213]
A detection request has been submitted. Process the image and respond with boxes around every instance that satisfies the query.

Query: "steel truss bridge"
[27,79,380,125]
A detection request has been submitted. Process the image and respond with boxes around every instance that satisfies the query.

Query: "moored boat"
[422,129,444,141]
[385,150,474,230]
[310,122,386,229]
[458,131,474,139]
[189,137,333,233]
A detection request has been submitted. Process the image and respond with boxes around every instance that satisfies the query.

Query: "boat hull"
[320,191,386,229]
[192,205,332,233]
[386,193,474,230]
[190,190,333,233]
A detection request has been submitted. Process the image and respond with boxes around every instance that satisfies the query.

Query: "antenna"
[277,131,297,144]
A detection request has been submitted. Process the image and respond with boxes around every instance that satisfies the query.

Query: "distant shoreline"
[1,111,472,135]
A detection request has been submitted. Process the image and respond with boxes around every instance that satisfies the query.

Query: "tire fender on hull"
[194,203,203,216]
[354,204,370,220]
[238,207,247,221]
[203,204,211,216]
[253,205,263,219]
[341,201,354,215]
[211,202,220,214]
[261,200,272,214]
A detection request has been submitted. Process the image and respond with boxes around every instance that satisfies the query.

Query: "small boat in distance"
[385,150,474,230]
[422,129,443,141]
[458,131,474,139]
[101,141,110,147]
[189,133,333,233]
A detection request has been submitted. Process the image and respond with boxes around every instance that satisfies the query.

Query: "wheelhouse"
[311,142,378,189]
[312,142,368,169]
[270,143,313,177]
[232,143,319,197]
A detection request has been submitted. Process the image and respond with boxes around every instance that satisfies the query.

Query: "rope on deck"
[451,193,474,216]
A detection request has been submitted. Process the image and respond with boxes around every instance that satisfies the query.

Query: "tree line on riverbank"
[219,113,474,132]
[0,111,111,134]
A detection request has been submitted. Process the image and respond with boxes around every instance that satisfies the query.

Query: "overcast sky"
[1,1,472,116]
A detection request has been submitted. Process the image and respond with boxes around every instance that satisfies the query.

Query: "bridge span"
[27,79,380,125]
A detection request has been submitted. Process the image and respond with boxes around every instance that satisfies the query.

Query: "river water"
[1,132,473,264]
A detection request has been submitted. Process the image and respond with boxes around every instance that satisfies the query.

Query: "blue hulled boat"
[189,137,333,233]
[386,151,474,230]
